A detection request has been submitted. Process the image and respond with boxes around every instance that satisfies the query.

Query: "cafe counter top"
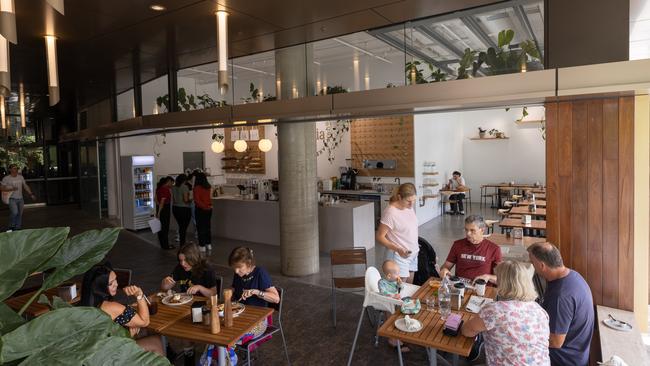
[212,196,374,251]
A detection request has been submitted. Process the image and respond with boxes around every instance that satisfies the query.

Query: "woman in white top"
[375,183,419,283]
[462,260,550,366]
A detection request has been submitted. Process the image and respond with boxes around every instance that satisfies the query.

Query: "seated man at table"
[528,242,594,366]
[439,215,502,284]
[445,171,467,215]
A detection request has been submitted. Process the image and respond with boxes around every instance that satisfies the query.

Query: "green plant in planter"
[319,85,349,95]
[157,88,227,112]
[0,227,169,365]
[474,29,541,76]
[241,83,276,103]
[197,94,228,109]
[457,48,479,80]
[405,61,426,84]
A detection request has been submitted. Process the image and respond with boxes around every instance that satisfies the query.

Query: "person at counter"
[375,183,419,284]
[171,174,192,246]
[439,215,501,284]
[193,173,213,254]
[155,176,175,250]
[445,171,467,215]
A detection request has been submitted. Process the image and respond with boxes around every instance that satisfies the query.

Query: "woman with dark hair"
[161,244,218,297]
[192,173,213,254]
[155,176,175,250]
[172,174,192,246]
[80,263,165,356]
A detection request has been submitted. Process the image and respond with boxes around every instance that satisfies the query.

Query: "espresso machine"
[340,167,358,190]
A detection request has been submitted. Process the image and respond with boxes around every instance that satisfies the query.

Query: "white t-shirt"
[380,204,419,254]
[1,174,26,199]
[450,176,466,190]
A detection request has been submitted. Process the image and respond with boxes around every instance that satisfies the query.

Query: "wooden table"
[5,286,81,318]
[486,233,545,247]
[439,189,471,215]
[509,206,547,217]
[147,296,273,364]
[517,199,546,207]
[499,218,546,230]
[378,281,497,366]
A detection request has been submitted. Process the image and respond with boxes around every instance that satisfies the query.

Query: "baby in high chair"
[378,260,403,299]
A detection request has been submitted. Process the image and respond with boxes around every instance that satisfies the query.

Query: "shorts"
[387,250,419,278]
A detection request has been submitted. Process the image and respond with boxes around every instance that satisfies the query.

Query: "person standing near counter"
[193,172,213,254]
[375,183,419,284]
[155,176,175,250]
[1,164,37,231]
[171,174,192,246]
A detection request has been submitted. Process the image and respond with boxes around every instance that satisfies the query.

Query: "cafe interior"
[1,0,650,365]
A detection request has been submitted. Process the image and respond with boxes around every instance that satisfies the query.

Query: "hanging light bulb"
[258,138,272,152]
[0,94,5,129]
[216,10,229,94]
[0,0,17,44]
[0,34,9,96]
[211,140,225,153]
[45,35,60,106]
[234,139,247,152]
[19,82,25,128]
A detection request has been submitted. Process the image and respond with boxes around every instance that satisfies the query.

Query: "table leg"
[426,347,438,366]
[396,340,404,366]
[452,353,459,366]
[218,346,227,366]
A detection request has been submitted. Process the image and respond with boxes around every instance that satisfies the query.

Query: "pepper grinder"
[210,294,220,334]
[223,289,234,328]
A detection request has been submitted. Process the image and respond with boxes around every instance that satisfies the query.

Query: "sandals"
[388,339,411,353]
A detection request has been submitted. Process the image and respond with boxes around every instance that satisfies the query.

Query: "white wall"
[414,112,464,224]
[459,106,546,199]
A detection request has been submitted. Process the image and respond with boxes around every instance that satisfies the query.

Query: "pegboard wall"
[350,116,414,177]
[222,127,266,174]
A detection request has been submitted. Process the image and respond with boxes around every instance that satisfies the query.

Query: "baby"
[378,260,403,299]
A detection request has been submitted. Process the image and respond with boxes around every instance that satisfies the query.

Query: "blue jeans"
[8,198,24,230]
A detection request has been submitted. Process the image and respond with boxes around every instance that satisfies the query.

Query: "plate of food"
[217,302,246,317]
[161,293,193,306]
[395,315,422,333]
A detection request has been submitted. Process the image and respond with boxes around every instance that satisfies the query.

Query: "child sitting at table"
[378,260,403,299]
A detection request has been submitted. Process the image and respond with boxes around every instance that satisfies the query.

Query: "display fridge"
[121,155,155,230]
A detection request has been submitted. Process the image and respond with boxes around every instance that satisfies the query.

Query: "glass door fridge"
[121,156,155,230]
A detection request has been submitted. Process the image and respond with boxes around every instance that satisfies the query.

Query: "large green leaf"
[0,307,128,364]
[39,228,120,292]
[0,228,69,302]
[0,303,24,335]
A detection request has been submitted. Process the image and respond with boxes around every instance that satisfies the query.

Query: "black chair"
[236,287,290,366]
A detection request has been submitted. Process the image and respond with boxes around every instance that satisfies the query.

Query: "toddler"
[378,260,403,299]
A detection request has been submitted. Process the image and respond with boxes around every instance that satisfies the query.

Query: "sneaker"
[199,246,206,253]
[459,211,465,215]
[206,244,212,251]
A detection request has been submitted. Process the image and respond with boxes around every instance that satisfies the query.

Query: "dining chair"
[330,248,367,327]
[236,287,291,366]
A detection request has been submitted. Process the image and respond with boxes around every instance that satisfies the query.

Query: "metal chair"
[330,247,367,327]
[236,287,290,366]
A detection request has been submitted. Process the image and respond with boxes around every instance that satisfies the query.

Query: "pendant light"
[234,139,247,153]
[45,35,60,106]
[211,140,225,153]
[258,138,272,152]
[19,82,25,128]
[0,94,5,129]
[0,0,16,44]
[216,10,229,94]
[0,34,9,96]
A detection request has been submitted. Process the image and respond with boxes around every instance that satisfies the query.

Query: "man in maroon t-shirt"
[439,215,502,284]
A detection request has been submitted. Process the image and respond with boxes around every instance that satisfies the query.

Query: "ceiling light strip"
[216,10,229,94]
[332,38,392,64]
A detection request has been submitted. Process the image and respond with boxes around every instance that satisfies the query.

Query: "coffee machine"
[340,167,358,190]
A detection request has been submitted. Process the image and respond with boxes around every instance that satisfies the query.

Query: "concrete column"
[276,45,319,276]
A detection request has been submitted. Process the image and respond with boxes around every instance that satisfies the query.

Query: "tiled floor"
[5,203,501,365]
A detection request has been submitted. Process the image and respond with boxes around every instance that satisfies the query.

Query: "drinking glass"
[425,296,436,311]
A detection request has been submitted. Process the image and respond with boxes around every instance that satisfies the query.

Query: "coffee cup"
[474,279,487,296]
[453,282,465,297]
[448,275,460,286]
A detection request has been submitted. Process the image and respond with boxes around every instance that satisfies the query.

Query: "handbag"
[148,217,161,234]
[1,191,12,205]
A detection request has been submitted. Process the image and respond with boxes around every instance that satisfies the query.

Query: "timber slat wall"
[545,97,634,310]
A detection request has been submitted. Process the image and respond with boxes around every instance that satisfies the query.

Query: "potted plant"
[478,127,487,139]
[489,128,506,138]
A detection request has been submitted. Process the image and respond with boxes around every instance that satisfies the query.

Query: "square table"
[377,280,496,366]
[499,218,546,230]
[509,206,547,217]
[516,199,546,207]
[486,233,545,248]
[5,285,81,318]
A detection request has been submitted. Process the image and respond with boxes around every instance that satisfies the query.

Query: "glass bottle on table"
[438,277,451,320]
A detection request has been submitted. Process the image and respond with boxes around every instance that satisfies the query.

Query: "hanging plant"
[316,119,351,163]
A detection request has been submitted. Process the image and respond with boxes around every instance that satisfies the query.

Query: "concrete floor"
[6,203,500,365]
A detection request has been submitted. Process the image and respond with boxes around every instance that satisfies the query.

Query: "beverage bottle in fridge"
[438,277,451,320]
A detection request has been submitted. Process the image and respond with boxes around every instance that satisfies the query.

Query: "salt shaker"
[210,295,220,334]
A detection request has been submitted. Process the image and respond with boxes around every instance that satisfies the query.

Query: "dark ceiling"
[14,0,502,107]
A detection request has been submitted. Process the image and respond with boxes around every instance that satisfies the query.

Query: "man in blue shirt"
[528,242,594,366]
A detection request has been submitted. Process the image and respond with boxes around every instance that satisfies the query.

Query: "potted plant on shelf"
[478,127,487,139]
[489,128,506,139]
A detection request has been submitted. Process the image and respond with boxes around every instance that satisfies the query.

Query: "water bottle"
[438,277,451,320]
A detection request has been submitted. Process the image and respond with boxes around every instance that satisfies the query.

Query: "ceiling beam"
[460,16,497,49]
[514,4,543,60]
[369,30,455,75]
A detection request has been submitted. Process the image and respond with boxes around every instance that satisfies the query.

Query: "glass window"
[177,62,233,109]
[116,89,135,121]
[232,51,276,104]
[141,75,169,115]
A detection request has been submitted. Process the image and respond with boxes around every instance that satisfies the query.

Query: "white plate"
[603,318,633,332]
[395,318,422,333]
[161,293,193,306]
[217,302,246,317]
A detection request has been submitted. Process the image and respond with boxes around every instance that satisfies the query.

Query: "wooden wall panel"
[571,102,589,276]
[546,96,634,311]
[602,98,619,308]
[618,97,635,310]
[587,99,604,305]
[545,103,560,244]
